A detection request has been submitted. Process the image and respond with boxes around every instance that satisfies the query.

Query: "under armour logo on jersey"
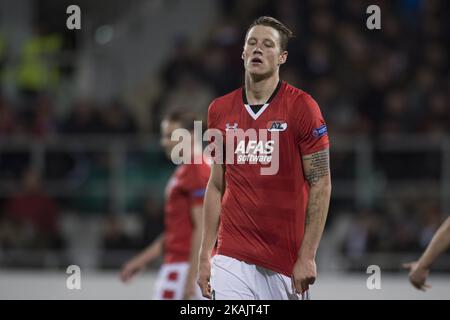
[267,121,288,132]
[225,123,238,131]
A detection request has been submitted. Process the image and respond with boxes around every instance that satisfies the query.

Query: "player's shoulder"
[283,82,321,113]
[283,82,311,102]
[208,87,241,114]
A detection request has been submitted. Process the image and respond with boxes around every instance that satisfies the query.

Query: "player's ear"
[241,51,245,61]
[279,51,288,65]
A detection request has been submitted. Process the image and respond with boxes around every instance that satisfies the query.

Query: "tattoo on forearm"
[305,190,321,226]
[303,149,330,186]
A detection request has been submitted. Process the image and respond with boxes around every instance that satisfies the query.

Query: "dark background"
[0,0,448,280]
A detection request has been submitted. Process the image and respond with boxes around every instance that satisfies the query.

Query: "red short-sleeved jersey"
[164,162,210,263]
[207,81,329,276]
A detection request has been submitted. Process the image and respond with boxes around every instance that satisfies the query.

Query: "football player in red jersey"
[403,216,450,291]
[198,16,332,300]
[120,112,210,300]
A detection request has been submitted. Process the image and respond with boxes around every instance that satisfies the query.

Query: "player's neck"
[244,73,280,105]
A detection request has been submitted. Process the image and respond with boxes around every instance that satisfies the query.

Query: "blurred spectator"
[28,95,58,139]
[98,101,137,135]
[100,215,135,268]
[381,90,410,134]
[418,205,443,250]
[62,99,99,135]
[343,209,382,259]
[16,24,63,98]
[0,96,17,137]
[161,36,196,88]
[101,215,134,250]
[3,167,63,250]
[162,71,214,120]
[419,92,449,137]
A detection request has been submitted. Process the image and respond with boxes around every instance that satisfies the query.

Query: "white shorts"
[153,262,204,300]
[210,254,310,300]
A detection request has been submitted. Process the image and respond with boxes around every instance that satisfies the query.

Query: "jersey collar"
[242,80,282,120]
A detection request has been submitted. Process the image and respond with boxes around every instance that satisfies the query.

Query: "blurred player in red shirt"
[198,16,332,300]
[120,112,210,300]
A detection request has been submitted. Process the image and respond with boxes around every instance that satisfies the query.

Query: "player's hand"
[292,257,316,295]
[197,257,212,299]
[402,261,432,291]
[120,258,145,283]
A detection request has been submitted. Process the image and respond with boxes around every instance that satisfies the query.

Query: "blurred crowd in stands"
[152,0,449,137]
[0,96,138,139]
[0,0,449,269]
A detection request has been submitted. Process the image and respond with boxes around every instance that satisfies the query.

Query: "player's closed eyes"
[247,39,275,49]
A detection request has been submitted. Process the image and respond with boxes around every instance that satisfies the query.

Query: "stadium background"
[0,0,449,299]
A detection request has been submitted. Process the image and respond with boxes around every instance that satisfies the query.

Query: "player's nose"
[252,46,263,55]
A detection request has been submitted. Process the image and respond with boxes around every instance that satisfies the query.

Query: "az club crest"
[267,121,288,132]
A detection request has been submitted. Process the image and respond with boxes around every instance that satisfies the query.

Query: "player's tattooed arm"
[302,149,330,187]
[292,149,331,294]
[302,148,331,225]
[302,148,331,226]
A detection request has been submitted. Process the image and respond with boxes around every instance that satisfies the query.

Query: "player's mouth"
[250,57,263,65]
